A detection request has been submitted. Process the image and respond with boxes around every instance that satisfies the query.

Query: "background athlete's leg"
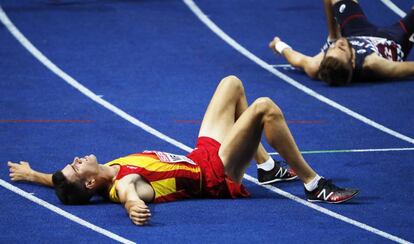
[397,6,414,57]
[198,75,270,164]
[218,97,316,184]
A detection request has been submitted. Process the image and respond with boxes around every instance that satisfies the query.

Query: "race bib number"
[143,150,197,165]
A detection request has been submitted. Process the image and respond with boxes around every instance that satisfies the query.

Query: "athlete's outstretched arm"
[269,37,324,79]
[323,0,341,40]
[364,55,414,79]
[8,161,53,187]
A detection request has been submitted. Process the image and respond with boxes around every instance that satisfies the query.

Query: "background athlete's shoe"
[305,178,358,204]
[257,160,298,185]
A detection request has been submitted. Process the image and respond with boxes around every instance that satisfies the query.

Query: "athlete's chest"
[350,37,403,61]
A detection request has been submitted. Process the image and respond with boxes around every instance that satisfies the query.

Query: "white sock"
[257,157,275,171]
[304,174,322,192]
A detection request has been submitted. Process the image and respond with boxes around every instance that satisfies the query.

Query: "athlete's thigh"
[198,76,243,143]
[218,105,262,183]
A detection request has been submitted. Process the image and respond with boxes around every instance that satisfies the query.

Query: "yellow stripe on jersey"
[152,178,176,199]
[105,154,156,167]
[106,155,200,174]
[108,181,120,202]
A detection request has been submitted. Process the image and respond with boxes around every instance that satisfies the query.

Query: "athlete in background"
[8,76,358,226]
[270,0,414,86]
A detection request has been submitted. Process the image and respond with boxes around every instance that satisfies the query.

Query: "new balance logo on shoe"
[317,189,334,201]
[274,167,287,178]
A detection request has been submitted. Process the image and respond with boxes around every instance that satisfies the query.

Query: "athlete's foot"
[257,160,298,185]
[305,178,358,204]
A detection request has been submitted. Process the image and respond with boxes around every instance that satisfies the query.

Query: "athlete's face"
[325,37,354,65]
[61,154,99,183]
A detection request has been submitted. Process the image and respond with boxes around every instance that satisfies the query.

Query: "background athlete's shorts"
[187,137,250,199]
[333,0,414,57]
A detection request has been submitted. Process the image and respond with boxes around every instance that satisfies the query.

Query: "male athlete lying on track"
[8,76,358,226]
[269,0,414,86]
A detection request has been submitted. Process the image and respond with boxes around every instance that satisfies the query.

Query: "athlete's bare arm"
[363,54,414,79]
[324,0,341,40]
[116,174,153,226]
[269,37,324,79]
[8,161,53,187]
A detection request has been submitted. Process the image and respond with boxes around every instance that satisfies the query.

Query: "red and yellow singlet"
[106,151,202,203]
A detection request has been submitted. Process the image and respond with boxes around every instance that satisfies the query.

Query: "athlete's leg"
[198,75,270,164]
[218,97,316,183]
[393,6,414,57]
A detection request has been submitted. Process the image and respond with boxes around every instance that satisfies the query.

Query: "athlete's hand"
[128,202,151,226]
[269,36,282,53]
[8,161,34,182]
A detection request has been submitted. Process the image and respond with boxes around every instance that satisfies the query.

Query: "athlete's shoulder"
[362,52,385,68]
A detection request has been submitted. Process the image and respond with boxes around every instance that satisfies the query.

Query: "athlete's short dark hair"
[52,171,93,205]
[318,56,353,86]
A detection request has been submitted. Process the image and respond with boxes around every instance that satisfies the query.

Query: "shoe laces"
[320,179,342,192]
[275,160,288,167]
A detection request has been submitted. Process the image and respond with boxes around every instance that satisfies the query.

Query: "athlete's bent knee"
[220,75,244,95]
[221,75,242,87]
[252,97,283,120]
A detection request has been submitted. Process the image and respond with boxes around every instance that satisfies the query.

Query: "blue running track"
[0,0,413,243]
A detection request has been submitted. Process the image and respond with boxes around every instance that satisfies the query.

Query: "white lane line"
[183,0,414,146]
[0,4,411,244]
[381,0,406,17]
[0,6,179,243]
[183,1,412,243]
[269,147,414,155]
[0,179,135,244]
[0,7,191,153]
[271,64,296,70]
[243,175,411,244]
[271,64,294,68]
